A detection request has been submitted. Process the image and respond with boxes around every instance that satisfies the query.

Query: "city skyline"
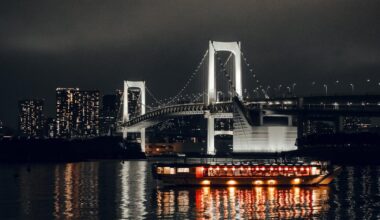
[1,1,380,218]
[1,0,380,127]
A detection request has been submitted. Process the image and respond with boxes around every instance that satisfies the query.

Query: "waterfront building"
[303,120,336,135]
[100,90,122,136]
[56,88,100,138]
[18,99,45,138]
[56,88,80,138]
[343,117,371,133]
[75,90,100,137]
[44,117,56,138]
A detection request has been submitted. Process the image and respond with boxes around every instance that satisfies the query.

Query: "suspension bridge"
[117,41,380,155]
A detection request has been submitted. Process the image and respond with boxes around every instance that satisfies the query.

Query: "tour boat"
[152,161,341,186]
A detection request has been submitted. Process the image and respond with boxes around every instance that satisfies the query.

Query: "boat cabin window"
[158,166,180,175]
[177,168,190,173]
[163,167,176,174]
[202,165,320,177]
[156,167,163,174]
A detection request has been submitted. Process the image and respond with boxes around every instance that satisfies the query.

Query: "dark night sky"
[1,0,380,128]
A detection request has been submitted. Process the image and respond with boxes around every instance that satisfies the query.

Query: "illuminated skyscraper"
[18,99,45,138]
[44,117,56,138]
[75,90,100,137]
[56,88,100,138]
[56,88,80,138]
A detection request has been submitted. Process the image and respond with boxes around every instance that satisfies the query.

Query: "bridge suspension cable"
[135,49,209,112]
[212,47,252,147]
[164,49,209,106]
[240,50,269,99]
[145,84,164,106]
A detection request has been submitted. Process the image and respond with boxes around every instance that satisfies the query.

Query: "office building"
[76,90,100,137]
[56,88,80,138]
[56,88,100,138]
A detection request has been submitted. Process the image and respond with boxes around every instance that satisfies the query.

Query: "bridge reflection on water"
[1,161,380,219]
[155,186,329,219]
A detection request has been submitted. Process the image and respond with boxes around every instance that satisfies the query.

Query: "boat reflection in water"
[155,186,329,219]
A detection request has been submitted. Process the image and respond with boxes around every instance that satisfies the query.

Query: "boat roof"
[153,162,322,167]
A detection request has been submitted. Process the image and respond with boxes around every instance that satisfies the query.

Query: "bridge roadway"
[121,102,234,132]
[121,95,380,131]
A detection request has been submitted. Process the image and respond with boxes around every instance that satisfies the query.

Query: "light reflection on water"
[154,186,329,219]
[53,162,99,219]
[0,161,380,219]
[119,161,147,219]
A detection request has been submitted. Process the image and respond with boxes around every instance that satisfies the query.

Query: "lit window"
[163,167,171,174]
[177,168,190,173]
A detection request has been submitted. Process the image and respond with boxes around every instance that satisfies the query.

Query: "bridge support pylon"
[206,41,244,155]
[207,116,215,155]
[123,80,146,153]
[140,128,146,153]
[208,41,243,104]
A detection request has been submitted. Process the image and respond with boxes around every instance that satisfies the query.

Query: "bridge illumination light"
[349,83,354,94]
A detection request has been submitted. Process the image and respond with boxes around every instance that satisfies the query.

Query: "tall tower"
[56,88,100,138]
[206,41,243,155]
[122,81,146,152]
[56,88,79,138]
[208,41,243,105]
[75,90,100,137]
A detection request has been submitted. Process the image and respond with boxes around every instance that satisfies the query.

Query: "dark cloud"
[1,0,380,127]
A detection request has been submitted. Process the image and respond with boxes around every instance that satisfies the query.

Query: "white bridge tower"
[206,41,243,155]
[122,81,146,153]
